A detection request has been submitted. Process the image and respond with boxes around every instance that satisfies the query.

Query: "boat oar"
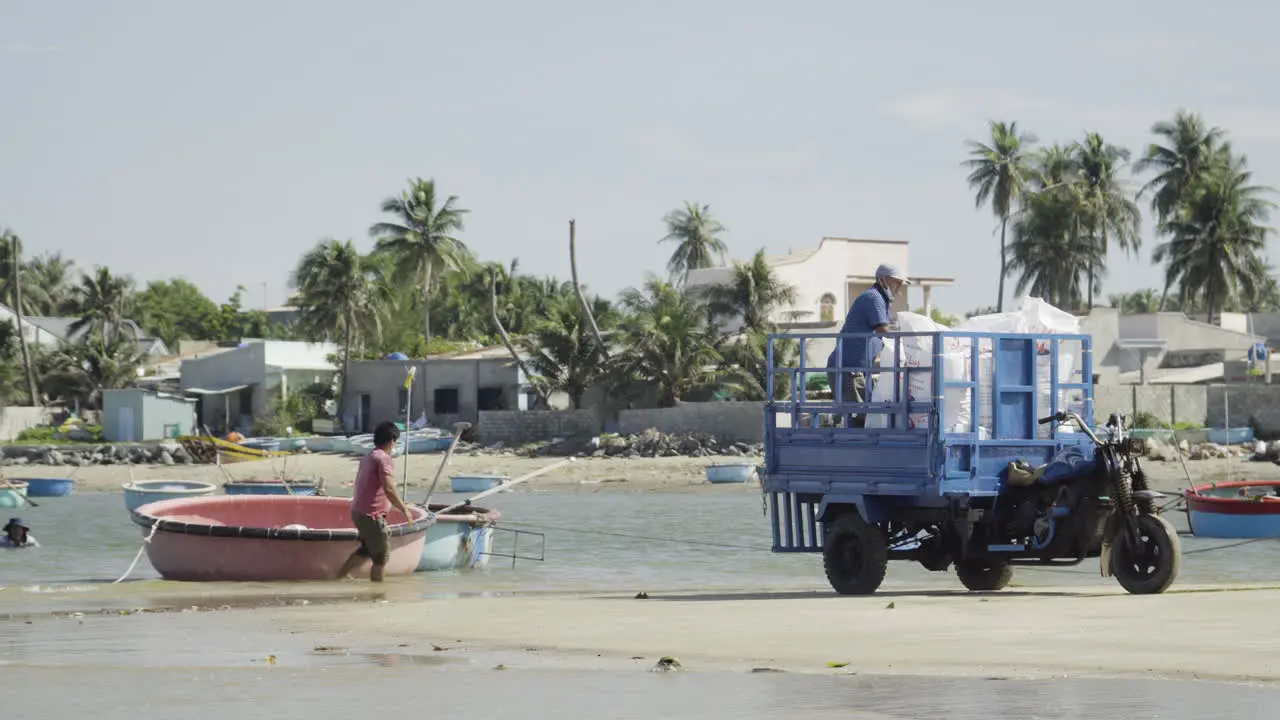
[428,457,575,516]
[0,475,37,508]
[420,421,472,506]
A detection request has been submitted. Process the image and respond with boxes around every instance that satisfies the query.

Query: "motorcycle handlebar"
[1038,410,1104,445]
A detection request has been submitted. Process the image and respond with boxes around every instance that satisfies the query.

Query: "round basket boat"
[17,477,76,498]
[1185,481,1280,538]
[705,462,758,484]
[223,479,321,496]
[129,495,433,581]
[123,479,217,514]
[416,502,502,572]
[0,481,28,509]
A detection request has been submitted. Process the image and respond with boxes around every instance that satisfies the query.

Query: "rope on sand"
[499,521,1280,569]
[112,522,160,584]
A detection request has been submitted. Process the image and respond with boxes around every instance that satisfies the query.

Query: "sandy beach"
[6,449,1278,495]
[7,583,1280,684]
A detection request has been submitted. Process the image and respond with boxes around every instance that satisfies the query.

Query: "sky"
[3,0,1280,316]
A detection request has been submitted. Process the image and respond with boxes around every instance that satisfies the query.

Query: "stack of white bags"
[864,296,1083,436]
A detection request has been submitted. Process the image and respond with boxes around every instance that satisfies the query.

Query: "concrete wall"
[142,393,198,439]
[477,409,601,446]
[0,406,50,441]
[619,401,770,442]
[1092,385,1210,426]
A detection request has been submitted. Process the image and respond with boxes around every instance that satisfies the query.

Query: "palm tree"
[963,121,1037,312]
[39,335,143,409]
[1073,132,1142,308]
[698,249,798,333]
[1004,188,1102,311]
[290,239,389,423]
[1134,110,1230,310]
[1152,151,1275,323]
[67,266,135,348]
[25,251,76,314]
[0,229,38,404]
[660,201,728,286]
[611,276,722,407]
[519,294,616,409]
[369,177,470,343]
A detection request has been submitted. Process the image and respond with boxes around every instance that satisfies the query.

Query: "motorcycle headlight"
[1126,437,1146,454]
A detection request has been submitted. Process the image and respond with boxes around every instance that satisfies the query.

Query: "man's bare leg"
[370,562,385,583]
[336,552,364,580]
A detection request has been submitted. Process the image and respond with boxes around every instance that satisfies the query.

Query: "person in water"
[1,517,38,548]
[336,421,415,582]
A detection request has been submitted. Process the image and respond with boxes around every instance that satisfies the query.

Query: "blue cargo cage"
[762,328,1094,554]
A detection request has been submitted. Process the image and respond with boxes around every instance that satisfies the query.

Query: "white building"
[684,236,955,367]
[179,339,339,432]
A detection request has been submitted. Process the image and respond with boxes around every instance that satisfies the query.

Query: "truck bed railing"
[762,329,1095,551]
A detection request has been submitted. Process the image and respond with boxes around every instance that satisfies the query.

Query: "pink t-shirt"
[351,448,394,517]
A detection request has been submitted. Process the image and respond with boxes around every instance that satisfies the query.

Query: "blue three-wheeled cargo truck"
[761,328,1181,595]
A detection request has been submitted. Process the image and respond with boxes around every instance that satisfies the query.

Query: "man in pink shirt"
[337,421,415,582]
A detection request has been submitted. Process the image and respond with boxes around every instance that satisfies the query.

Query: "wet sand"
[7,583,1280,685]
[7,450,1276,495]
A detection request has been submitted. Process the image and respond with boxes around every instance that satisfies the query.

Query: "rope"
[500,521,773,551]
[112,522,160,584]
[500,520,1280,567]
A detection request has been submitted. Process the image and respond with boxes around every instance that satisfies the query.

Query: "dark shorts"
[352,511,390,565]
[828,362,876,429]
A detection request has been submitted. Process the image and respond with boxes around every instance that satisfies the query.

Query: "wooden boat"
[223,478,323,496]
[415,502,501,572]
[705,462,758,484]
[129,495,432,581]
[0,481,28,509]
[122,479,217,513]
[449,474,508,493]
[176,435,300,464]
[17,477,76,497]
[1185,481,1280,538]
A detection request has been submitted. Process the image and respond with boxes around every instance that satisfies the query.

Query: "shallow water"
[3,488,1280,616]
[4,488,1280,717]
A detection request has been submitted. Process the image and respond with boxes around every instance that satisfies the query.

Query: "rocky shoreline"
[3,428,1274,469]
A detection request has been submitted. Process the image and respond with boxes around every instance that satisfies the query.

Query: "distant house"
[341,345,542,434]
[1081,307,1268,385]
[684,236,955,367]
[0,303,63,348]
[179,339,339,433]
[22,315,170,358]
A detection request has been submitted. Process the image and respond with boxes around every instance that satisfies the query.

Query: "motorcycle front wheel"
[1111,513,1181,595]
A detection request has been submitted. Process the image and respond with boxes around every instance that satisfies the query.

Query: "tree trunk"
[422,257,434,344]
[11,240,38,406]
[337,320,351,428]
[996,215,1008,313]
[568,219,610,359]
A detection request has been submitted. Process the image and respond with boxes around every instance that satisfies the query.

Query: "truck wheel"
[823,512,888,595]
[955,560,1013,591]
[1111,513,1181,595]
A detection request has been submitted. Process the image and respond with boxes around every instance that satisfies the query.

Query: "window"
[434,388,460,414]
[820,293,837,323]
[477,386,504,411]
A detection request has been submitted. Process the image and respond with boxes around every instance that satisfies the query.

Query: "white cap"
[875,263,911,285]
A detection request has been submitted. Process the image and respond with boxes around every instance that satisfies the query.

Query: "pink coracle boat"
[129,495,432,581]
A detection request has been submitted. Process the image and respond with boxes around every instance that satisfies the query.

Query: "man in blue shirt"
[826,264,910,427]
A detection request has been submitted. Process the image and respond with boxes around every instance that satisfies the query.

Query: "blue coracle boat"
[449,474,508,493]
[122,479,217,513]
[705,462,758,484]
[20,477,76,497]
[223,479,321,496]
